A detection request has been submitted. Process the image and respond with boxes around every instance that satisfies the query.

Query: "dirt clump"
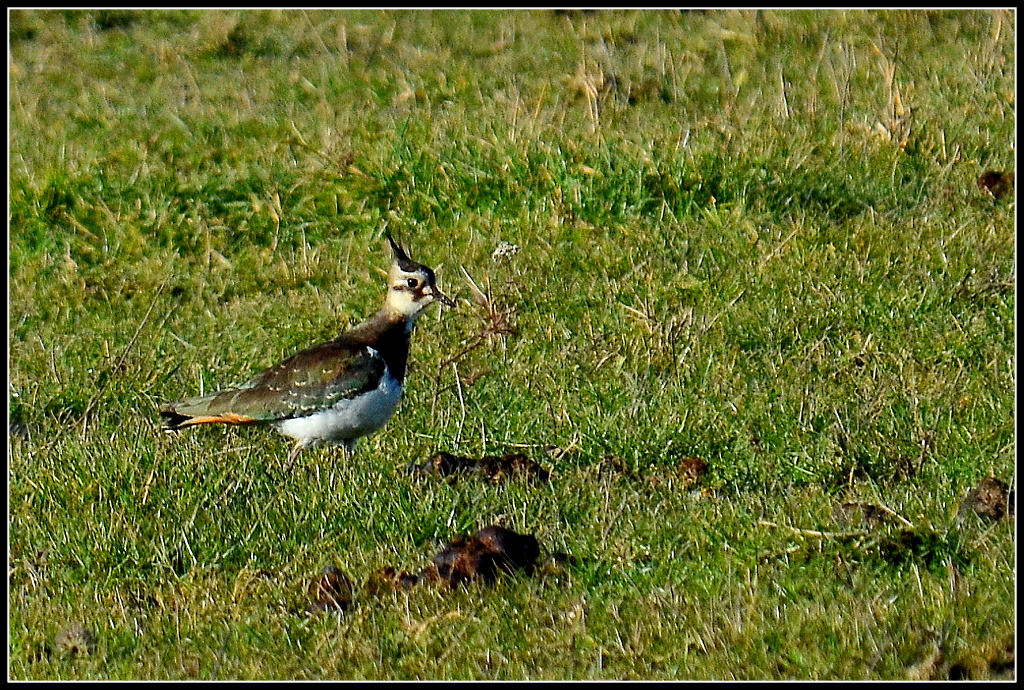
[677,456,709,487]
[307,565,354,613]
[977,170,1014,199]
[365,525,546,595]
[958,477,1014,523]
[411,451,549,483]
[433,526,541,584]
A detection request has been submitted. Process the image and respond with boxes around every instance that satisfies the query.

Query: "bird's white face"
[385,262,453,321]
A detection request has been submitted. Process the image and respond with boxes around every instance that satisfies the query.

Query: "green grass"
[8,9,1015,680]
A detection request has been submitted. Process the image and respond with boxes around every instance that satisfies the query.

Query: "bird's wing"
[166,339,387,423]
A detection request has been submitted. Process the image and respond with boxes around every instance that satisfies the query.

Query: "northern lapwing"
[160,233,454,467]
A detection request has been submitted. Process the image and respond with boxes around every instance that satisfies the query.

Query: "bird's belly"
[273,371,403,443]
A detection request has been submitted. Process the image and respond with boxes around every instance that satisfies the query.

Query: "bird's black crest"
[385,231,419,272]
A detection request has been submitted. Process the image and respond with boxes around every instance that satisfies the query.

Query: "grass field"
[8,9,1016,680]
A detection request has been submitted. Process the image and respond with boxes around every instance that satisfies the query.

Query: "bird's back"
[160,336,388,429]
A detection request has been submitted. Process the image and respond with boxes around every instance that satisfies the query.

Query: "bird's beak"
[433,287,455,308]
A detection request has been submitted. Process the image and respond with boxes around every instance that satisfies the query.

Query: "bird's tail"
[159,391,256,431]
[159,405,195,431]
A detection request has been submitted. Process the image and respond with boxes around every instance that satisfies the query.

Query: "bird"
[160,233,454,468]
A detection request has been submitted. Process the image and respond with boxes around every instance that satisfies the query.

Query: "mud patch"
[410,451,550,483]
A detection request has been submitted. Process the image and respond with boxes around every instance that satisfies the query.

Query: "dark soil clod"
[959,477,1014,522]
[678,456,709,486]
[308,565,354,613]
[433,526,541,585]
[363,526,559,595]
[411,451,550,483]
[977,170,1014,199]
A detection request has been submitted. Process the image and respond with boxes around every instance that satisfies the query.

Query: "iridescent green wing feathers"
[170,340,386,422]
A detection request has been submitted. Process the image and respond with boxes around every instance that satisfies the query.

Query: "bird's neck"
[346,308,416,383]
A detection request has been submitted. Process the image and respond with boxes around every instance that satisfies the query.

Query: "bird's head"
[383,232,454,320]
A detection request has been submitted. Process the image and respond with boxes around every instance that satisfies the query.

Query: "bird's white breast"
[273,367,403,445]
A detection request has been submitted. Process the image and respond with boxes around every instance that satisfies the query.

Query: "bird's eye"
[406,278,419,288]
